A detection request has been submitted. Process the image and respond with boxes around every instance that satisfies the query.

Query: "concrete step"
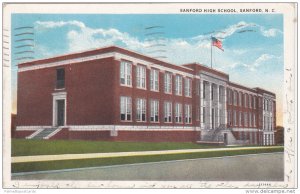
[32,128,57,139]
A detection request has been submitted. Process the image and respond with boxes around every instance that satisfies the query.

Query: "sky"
[11,14,284,125]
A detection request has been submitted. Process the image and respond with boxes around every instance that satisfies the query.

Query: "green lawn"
[12,147,283,173]
[12,138,226,156]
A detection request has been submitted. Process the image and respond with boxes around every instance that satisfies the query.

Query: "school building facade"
[15,46,276,145]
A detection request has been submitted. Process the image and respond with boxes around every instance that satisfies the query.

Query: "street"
[12,152,283,181]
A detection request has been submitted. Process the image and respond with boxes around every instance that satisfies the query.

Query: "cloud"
[35,20,86,29]
[260,27,282,37]
[32,20,283,69]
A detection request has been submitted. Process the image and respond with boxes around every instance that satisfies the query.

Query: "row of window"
[228,89,258,109]
[120,61,192,97]
[227,110,257,128]
[120,96,192,124]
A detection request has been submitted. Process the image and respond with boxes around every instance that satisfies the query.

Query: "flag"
[211,37,224,51]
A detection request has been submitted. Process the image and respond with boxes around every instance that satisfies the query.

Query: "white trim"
[231,127,261,132]
[67,125,201,131]
[19,51,195,78]
[16,126,52,131]
[19,52,116,72]
[200,71,229,82]
[52,92,67,127]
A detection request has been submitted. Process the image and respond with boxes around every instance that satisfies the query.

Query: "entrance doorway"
[56,100,65,126]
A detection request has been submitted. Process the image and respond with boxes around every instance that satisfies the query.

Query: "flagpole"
[211,36,212,68]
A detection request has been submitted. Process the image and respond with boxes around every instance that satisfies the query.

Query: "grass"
[12,147,283,173]
[12,138,227,156]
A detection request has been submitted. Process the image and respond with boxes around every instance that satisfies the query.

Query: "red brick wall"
[49,128,69,140]
[14,130,35,138]
[17,57,117,126]
[66,57,117,125]
[17,68,54,126]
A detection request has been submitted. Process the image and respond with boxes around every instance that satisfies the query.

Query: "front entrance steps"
[27,127,60,139]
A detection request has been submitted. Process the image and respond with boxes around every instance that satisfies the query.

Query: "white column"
[208,82,212,129]
[200,80,204,129]
[216,84,220,128]
[224,85,227,128]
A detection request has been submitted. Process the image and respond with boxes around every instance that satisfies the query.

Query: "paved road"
[12,153,283,181]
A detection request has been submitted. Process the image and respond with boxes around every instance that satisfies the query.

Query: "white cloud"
[260,27,282,37]
[33,20,282,69]
[35,20,86,29]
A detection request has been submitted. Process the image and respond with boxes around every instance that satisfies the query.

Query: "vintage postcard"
[2,2,297,191]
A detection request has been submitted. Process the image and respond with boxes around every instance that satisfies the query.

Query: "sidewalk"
[12,146,283,163]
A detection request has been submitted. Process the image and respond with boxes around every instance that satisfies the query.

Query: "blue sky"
[11,14,283,124]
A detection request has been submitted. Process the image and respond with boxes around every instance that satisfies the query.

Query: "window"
[233,91,237,106]
[150,100,159,122]
[185,104,192,124]
[253,113,256,127]
[249,113,252,127]
[175,75,183,96]
[244,94,248,108]
[202,107,206,123]
[120,96,132,121]
[150,69,159,91]
[219,87,223,102]
[175,103,183,123]
[239,92,242,106]
[233,110,237,126]
[228,89,232,105]
[227,110,231,126]
[184,78,192,97]
[56,68,65,89]
[120,61,132,86]
[196,80,200,96]
[136,98,146,122]
[249,95,252,108]
[164,102,172,122]
[244,112,248,127]
[239,111,242,126]
[164,72,172,94]
[136,65,146,89]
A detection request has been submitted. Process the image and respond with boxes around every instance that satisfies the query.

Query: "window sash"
[136,65,146,89]
[184,78,192,97]
[164,73,172,93]
[120,96,132,121]
[164,102,172,122]
[244,112,248,126]
[136,98,146,122]
[175,103,183,123]
[150,69,159,91]
[175,75,182,95]
[120,61,132,86]
[185,104,192,124]
[150,100,159,122]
